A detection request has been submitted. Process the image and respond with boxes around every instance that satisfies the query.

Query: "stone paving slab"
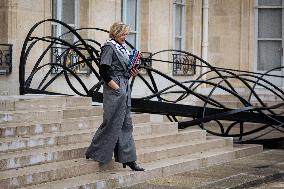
[122,149,284,189]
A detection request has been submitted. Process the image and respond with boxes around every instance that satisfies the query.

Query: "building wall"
[207,0,254,86]
[140,0,150,52]
[0,0,255,96]
[0,1,8,43]
[186,0,202,56]
[0,0,51,95]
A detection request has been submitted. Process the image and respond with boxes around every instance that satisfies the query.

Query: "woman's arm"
[100,45,120,90]
[99,64,119,90]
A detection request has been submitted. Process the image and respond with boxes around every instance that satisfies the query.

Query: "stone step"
[0,113,150,138]
[0,116,102,138]
[0,119,169,153]
[0,129,205,171]
[0,109,63,124]
[202,121,284,140]
[0,157,105,189]
[0,137,231,188]
[0,128,93,153]
[0,106,103,124]
[135,129,205,149]
[18,144,262,189]
[137,137,232,163]
[194,100,284,110]
[133,121,177,137]
[62,106,103,119]
[0,95,92,111]
[209,94,283,102]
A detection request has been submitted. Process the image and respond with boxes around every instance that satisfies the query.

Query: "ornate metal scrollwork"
[139,52,152,75]
[172,53,196,76]
[0,44,12,75]
[51,47,91,75]
[19,19,284,142]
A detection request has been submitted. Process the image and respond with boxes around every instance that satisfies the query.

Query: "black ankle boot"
[123,162,145,171]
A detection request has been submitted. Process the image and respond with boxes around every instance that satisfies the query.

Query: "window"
[173,0,186,50]
[173,0,189,75]
[122,0,140,48]
[255,0,283,72]
[52,0,80,45]
[51,0,89,74]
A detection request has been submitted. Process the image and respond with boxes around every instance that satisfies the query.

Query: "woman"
[85,22,144,171]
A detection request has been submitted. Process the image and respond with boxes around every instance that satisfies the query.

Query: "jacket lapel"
[107,43,128,71]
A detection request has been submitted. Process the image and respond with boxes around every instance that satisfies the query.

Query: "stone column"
[0,0,9,43]
[140,0,150,52]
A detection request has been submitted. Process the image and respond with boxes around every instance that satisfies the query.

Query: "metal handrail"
[19,19,284,142]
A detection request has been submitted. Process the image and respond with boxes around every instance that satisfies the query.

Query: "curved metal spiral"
[19,19,284,142]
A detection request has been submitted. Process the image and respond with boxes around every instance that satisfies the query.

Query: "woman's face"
[115,33,128,45]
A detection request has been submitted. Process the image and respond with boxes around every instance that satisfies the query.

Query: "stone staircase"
[0,95,262,189]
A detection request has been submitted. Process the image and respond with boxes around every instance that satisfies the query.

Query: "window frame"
[173,0,186,51]
[254,0,284,72]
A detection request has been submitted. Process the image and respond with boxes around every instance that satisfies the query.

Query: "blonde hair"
[109,22,130,39]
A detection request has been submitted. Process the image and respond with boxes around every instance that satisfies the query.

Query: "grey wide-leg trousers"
[85,81,137,164]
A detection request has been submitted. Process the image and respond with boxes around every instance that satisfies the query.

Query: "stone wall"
[0,0,50,95]
[207,0,254,86]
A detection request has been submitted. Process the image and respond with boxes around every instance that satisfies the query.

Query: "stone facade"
[0,0,258,95]
[208,0,254,86]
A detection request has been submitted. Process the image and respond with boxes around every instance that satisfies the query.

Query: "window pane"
[257,41,282,71]
[175,4,182,36]
[175,38,181,50]
[175,0,183,4]
[52,0,57,19]
[62,26,75,45]
[126,0,137,31]
[52,24,58,37]
[127,33,136,47]
[62,0,75,24]
[258,8,282,38]
[259,0,282,6]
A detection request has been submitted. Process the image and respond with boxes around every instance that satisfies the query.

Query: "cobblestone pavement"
[121,149,284,189]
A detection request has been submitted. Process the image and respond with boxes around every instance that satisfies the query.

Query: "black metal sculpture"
[19,19,284,142]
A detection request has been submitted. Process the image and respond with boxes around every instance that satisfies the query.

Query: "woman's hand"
[107,80,120,90]
[129,68,139,77]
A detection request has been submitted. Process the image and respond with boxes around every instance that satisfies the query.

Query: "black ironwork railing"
[19,19,284,142]
[0,44,12,75]
[140,52,152,75]
[172,53,196,76]
[51,46,91,75]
